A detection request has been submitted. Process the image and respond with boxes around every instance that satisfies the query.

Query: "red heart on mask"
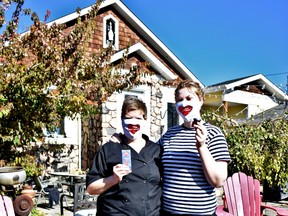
[178,106,192,116]
[128,124,140,134]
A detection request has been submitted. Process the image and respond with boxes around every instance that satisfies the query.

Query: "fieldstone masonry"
[42,144,80,173]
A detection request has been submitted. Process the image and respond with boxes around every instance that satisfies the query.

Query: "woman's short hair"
[121,96,147,120]
[175,80,205,102]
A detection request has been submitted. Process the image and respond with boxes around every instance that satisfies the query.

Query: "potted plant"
[259,118,288,201]
[14,155,44,179]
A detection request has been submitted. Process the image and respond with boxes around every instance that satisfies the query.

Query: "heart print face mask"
[121,118,146,140]
[176,99,202,122]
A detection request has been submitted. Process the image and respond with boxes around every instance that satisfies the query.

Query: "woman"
[159,80,230,215]
[86,96,162,216]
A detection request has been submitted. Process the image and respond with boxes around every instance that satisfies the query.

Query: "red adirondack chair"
[0,195,15,216]
[216,172,288,216]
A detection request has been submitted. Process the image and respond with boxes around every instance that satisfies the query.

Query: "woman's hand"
[193,120,207,147]
[87,163,131,195]
[113,164,131,182]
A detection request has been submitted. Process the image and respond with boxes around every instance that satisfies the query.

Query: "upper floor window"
[103,15,119,50]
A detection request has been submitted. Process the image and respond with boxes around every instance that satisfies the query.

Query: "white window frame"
[103,15,119,50]
[43,114,81,145]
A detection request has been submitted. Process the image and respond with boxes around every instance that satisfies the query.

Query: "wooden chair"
[0,195,15,216]
[216,172,288,216]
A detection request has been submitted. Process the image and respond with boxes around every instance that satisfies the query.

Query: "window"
[106,19,115,46]
[44,115,81,145]
[167,103,179,128]
[159,86,179,135]
[103,15,119,50]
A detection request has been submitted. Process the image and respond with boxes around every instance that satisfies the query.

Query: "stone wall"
[150,80,163,142]
[81,114,103,170]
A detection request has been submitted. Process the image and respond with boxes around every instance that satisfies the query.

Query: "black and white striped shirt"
[158,123,231,215]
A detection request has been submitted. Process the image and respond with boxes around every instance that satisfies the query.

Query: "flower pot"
[21,184,36,198]
[21,189,36,198]
[263,181,288,201]
[0,166,26,185]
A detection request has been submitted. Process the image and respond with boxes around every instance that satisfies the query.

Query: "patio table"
[48,172,86,196]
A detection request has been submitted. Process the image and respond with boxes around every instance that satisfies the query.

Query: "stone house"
[45,0,202,171]
[45,1,288,172]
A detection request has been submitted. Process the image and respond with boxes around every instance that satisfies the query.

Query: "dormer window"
[103,15,119,50]
[107,20,115,45]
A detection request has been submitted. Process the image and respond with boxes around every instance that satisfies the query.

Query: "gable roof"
[47,0,202,85]
[205,73,288,101]
[111,43,177,80]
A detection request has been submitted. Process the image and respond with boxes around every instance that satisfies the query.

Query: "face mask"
[176,99,202,122]
[121,118,146,141]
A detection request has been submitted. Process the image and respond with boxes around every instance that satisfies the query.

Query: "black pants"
[45,187,59,208]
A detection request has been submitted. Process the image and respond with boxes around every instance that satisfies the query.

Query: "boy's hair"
[121,96,147,120]
[175,80,205,102]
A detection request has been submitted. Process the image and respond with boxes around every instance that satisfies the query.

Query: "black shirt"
[86,134,162,216]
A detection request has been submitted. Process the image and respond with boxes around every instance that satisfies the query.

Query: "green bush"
[202,111,288,188]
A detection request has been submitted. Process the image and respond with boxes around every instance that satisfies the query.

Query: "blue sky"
[3,0,288,92]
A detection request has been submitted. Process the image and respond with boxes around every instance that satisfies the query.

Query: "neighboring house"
[45,0,202,170]
[203,74,288,123]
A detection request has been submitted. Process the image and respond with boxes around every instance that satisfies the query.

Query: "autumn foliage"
[0,0,150,163]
